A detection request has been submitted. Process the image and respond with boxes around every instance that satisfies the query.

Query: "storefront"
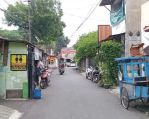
[0,38,36,99]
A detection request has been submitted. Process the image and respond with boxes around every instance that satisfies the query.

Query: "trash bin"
[23,82,28,99]
[33,88,41,99]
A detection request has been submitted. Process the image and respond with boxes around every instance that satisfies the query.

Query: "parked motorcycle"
[86,66,93,80]
[86,66,101,83]
[40,68,50,89]
[91,67,101,83]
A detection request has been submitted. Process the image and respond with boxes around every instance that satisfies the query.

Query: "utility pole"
[28,0,32,43]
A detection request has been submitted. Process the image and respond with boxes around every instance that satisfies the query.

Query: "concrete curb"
[80,72,86,78]
[6,98,28,101]
[109,87,120,97]
[9,110,22,119]
[80,71,120,97]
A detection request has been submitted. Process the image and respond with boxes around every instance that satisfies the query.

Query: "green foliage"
[98,40,122,86]
[74,31,98,64]
[4,0,65,43]
[55,36,70,54]
[0,29,25,40]
[92,53,100,66]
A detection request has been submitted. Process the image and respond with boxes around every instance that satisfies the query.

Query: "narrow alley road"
[2,68,148,119]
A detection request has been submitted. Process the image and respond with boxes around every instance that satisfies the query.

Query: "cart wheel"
[121,87,129,109]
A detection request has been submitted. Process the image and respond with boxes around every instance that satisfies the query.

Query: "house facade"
[0,38,45,99]
[99,0,149,56]
[141,1,149,48]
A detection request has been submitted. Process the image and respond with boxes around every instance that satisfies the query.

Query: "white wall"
[34,47,42,60]
[112,20,126,35]
[141,1,149,48]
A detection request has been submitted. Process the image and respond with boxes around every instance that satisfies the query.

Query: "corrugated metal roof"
[0,37,49,53]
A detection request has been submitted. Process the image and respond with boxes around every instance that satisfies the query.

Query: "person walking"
[34,60,41,86]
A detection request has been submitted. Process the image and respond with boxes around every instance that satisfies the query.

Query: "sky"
[60,0,110,47]
[0,0,18,29]
[0,0,110,47]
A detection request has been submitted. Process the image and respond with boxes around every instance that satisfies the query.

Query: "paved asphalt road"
[2,67,149,119]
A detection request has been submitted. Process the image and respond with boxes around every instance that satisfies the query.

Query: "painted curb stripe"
[9,110,22,119]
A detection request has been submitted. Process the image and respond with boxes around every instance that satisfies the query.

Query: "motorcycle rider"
[58,58,65,75]
[39,59,45,69]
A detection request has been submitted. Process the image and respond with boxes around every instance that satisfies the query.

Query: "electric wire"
[0,0,103,41]
[70,0,102,38]
[3,0,10,6]
[63,12,109,22]
[0,7,52,42]
[0,7,41,40]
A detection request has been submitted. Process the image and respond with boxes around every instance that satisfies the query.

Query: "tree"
[0,29,26,40]
[74,31,98,64]
[55,36,70,54]
[4,0,65,43]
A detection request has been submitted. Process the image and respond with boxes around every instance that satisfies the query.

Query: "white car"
[69,61,76,67]
[66,62,71,67]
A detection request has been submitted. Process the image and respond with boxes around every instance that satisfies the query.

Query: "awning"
[0,37,35,47]
[100,0,111,6]
[100,33,125,43]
